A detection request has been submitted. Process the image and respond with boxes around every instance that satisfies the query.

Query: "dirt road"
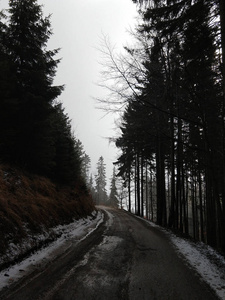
[0,207,218,300]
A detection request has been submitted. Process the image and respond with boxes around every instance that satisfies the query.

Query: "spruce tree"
[51,104,82,184]
[109,167,118,208]
[95,156,108,205]
[0,9,18,162]
[113,0,225,250]
[5,0,63,173]
[81,154,91,184]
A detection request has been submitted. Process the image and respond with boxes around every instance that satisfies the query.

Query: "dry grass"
[0,164,95,258]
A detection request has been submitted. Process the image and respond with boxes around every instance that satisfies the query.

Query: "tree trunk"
[128,170,131,213]
[219,0,225,100]
[205,151,217,248]
[141,154,144,217]
[150,170,154,221]
[169,116,176,228]
[191,177,196,240]
[198,170,205,242]
[219,0,225,253]
[145,160,149,219]
[156,135,167,226]
[136,153,141,216]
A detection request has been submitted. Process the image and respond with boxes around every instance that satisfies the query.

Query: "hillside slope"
[0,164,95,270]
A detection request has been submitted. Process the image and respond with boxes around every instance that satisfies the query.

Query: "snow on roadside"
[170,235,225,300]
[101,207,114,228]
[136,216,225,300]
[0,210,104,291]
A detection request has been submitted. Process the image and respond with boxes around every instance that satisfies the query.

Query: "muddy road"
[0,207,218,300]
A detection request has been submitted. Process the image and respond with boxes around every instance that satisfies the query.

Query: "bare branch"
[95,33,146,113]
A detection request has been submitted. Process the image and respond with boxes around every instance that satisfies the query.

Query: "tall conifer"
[109,167,119,208]
[5,0,63,172]
[95,156,108,205]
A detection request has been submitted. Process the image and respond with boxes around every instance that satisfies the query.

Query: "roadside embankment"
[0,164,95,270]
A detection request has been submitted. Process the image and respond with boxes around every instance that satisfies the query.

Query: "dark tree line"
[0,0,83,185]
[104,0,225,253]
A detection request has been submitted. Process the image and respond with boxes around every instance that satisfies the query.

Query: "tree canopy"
[94,156,108,205]
[0,0,86,186]
[100,0,225,253]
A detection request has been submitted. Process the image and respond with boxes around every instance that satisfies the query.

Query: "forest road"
[0,207,219,300]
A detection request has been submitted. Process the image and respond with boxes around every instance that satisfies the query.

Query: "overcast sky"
[0,0,138,188]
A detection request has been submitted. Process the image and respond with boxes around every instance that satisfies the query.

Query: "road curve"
[0,207,218,300]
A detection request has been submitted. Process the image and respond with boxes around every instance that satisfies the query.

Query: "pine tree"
[51,104,82,184]
[112,0,225,250]
[95,156,108,205]
[81,154,91,184]
[109,167,118,208]
[88,174,96,199]
[0,9,19,162]
[5,0,63,173]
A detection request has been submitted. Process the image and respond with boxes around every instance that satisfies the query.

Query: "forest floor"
[0,207,224,300]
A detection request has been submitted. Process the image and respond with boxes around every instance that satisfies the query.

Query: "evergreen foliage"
[0,0,86,186]
[110,0,225,252]
[108,167,119,208]
[94,156,108,204]
[81,154,91,183]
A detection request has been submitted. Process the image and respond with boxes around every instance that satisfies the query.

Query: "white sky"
[0,0,138,189]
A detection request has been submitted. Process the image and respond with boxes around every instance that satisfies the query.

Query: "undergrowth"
[0,164,95,266]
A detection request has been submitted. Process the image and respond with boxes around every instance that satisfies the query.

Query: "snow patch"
[135,215,225,300]
[101,207,114,228]
[0,211,104,292]
[171,236,225,300]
